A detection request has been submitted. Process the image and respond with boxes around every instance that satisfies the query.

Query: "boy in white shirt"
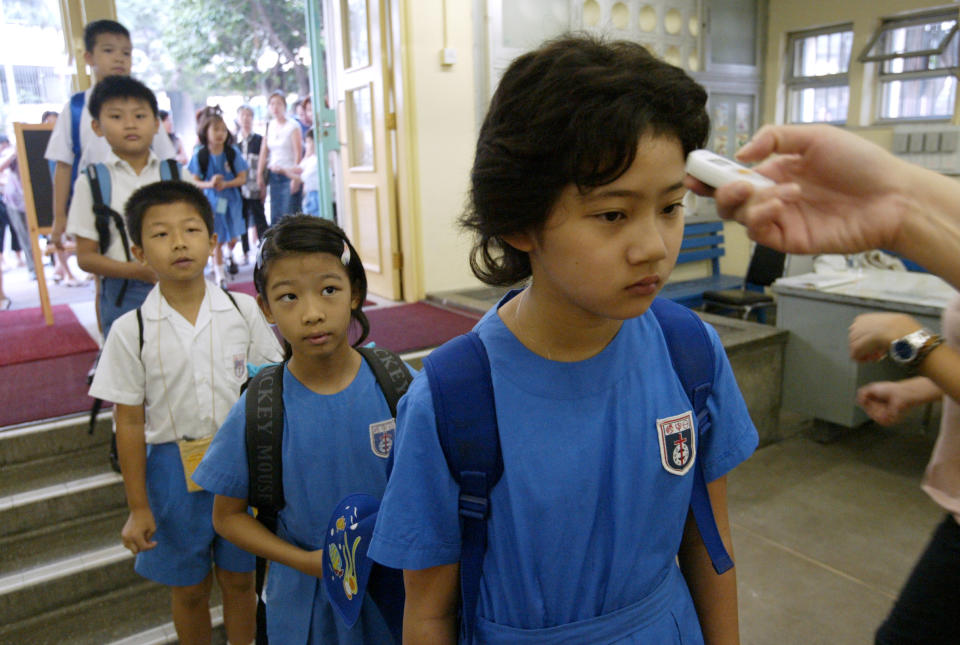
[46,19,174,248]
[89,180,282,645]
[294,128,319,216]
[66,75,182,338]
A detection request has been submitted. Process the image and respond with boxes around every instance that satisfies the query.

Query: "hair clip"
[341,242,351,267]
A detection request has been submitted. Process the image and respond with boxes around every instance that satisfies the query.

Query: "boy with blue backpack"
[46,19,175,249]
[66,75,183,339]
[368,35,759,644]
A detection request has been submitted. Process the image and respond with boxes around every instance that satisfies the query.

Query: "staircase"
[0,413,225,644]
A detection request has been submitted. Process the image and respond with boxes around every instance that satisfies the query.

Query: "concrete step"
[0,412,111,468]
[0,506,126,576]
[0,578,225,645]
[0,442,114,498]
[0,471,125,538]
[0,545,140,625]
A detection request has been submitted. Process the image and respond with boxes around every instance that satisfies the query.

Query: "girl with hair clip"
[188,106,248,288]
[193,215,405,644]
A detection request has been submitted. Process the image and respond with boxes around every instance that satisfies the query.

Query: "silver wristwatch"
[888,328,943,369]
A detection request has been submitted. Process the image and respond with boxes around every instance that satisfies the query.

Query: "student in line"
[369,35,758,644]
[88,180,282,645]
[46,19,174,250]
[235,104,267,264]
[66,76,179,338]
[188,107,248,288]
[292,128,320,216]
[194,216,401,644]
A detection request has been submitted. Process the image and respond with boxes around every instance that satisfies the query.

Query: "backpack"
[86,159,181,307]
[196,145,237,179]
[421,296,735,644]
[244,346,413,645]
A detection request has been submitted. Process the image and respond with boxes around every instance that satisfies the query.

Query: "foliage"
[118,0,309,103]
[2,0,59,29]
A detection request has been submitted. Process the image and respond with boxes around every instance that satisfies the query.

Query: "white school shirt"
[89,281,284,445]
[299,154,319,193]
[66,151,193,263]
[266,118,300,170]
[45,88,176,171]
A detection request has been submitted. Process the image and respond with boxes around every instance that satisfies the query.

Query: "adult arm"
[685,124,960,291]
[75,236,156,282]
[856,377,942,426]
[116,402,157,553]
[849,312,960,403]
[402,564,460,645]
[677,475,739,645]
[212,494,323,578]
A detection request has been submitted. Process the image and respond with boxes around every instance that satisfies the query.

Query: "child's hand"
[121,508,158,555]
[211,174,225,190]
[290,177,302,193]
[848,312,922,363]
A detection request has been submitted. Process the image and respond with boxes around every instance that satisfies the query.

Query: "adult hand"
[856,381,917,426]
[121,508,158,554]
[685,125,914,256]
[848,312,922,363]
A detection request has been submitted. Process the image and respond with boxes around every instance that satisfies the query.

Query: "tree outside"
[117,0,310,106]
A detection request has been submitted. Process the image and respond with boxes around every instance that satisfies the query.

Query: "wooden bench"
[660,220,741,308]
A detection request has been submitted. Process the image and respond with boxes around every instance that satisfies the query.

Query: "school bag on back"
[422,295,735,644]
[244,346,412,645]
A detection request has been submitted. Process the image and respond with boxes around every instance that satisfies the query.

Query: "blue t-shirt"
[193,362,400,645]
[368,296,758,641]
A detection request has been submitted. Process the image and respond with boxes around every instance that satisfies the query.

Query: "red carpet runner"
[0,305,100,427]
[362,302,481,354]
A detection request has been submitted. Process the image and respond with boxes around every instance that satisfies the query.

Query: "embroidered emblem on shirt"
[657,410,696,476]
[233,353,246,380]
[369,418,395,459]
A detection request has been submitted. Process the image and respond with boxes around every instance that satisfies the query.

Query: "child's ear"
[83,50,94,68]
[501,230,534,253]
[91,119,104,138]
[208,232,219,256]
[256,294,275,324]
[131,245,146,264]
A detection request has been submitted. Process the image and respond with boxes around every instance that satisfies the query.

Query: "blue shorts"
[100,277,153,340]
[136,442,254,587]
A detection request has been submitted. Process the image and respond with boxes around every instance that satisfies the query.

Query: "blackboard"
[16,124,54,229]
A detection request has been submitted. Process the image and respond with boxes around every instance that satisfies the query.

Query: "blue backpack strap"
[423,332,502,644]
[69,91,85,195]
[649,297,734,574]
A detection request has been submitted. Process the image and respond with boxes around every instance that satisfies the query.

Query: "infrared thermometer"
[685,149,775,189]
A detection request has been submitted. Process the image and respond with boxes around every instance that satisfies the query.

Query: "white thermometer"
[685,149,775,189]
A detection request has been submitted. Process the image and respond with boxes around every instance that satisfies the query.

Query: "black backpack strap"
[244,362,285,645]
[135,307,144,357]
[356,345,412,417]
[197,147,210,179]
[225,145,237,177]
[160,158,180,181]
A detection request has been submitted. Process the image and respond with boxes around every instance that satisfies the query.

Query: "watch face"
[892,339,917,362]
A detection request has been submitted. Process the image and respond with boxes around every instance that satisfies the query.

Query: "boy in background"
[46,19,174,249]
[65,75,180,338]
[89,180,281,645]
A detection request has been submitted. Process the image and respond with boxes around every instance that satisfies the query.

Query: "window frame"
[859,9,960,123]
[784,23,854,124]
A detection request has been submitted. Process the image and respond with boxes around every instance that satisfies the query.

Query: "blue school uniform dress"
[188,145,248,242]
[193,363,399,644]
[369,293,759,644]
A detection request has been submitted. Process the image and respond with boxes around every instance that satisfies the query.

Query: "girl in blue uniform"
[368,35,758,644]
[193,216,397,644]
[188,107,248,288]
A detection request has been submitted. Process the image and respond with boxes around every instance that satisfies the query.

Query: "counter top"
[772,270,956,316]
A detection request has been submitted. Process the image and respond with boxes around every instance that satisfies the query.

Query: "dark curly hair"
[461,33,710,286]
[254,215,369,359]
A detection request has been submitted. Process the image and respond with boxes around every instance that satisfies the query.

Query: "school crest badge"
[657,410,696,475]
[233,353,246,380]
[369,419,395,459]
